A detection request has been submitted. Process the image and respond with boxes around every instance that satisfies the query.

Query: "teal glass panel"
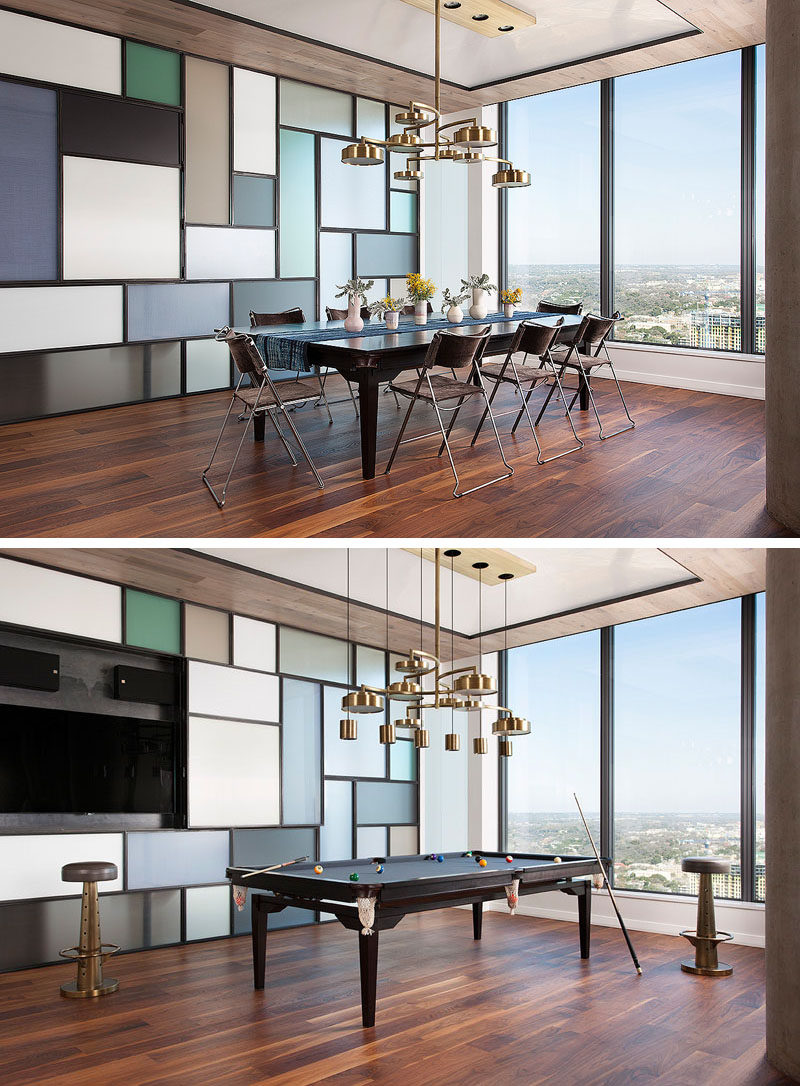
[125,588,181,654]
[233,174,275,227]
[280,79,352,135]
[356,232,417,278]
[321,137,386,229]
[356,645,386,688]
[357,98,386,141]
[125,41,181,107]
[390,191,417,234]
[282,679,322,825]
[320,779,353,861]
[280,627,349,683]
[356,781,416,825]
[323,685,385,779]
[390,739,416,781]
[279,129,316,277]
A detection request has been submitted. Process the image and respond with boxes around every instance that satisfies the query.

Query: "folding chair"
[249,308,334,424]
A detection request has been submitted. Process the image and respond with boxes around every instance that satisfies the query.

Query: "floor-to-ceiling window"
[755,45,766,354]
[506,83,600,313]
[755,591,765,899]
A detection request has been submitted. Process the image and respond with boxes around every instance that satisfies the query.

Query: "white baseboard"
[598,342,766,401]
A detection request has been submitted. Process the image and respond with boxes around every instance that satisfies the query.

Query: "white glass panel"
[282,679,322,825]
[280,79,352,135]
[233,68,276,175]
[233,616,276,673]
[63,157,179,280]
[0,286,122,352]
[0,10,120,94]
[0,556,121,642]
[323,686,385,779]
[279,627,349,684]
[356,645,386,688]
[319,231,352,317]
[356,781,416,825]
[320,779,352,861]
[186,338,231,393]
[0,833,123,901]
[389,825,417,855]
[357,98,386,141]
[187,661,279,723]
[321,138,386,230]
[423,157,467,312]
[188,716,280,827]
[185,226,275,280]
[422,708,467,851]
[357,826,387,857]
[185,885,231,940]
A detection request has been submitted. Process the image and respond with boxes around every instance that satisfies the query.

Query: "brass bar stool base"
[59,876,120,999]
[680,960,733,978]
[60,977,119,999]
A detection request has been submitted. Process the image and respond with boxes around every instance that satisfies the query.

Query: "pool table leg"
[472,902,483,940]
[359,931,379,1027]
[252,895,267,989]
[578,881,592,959]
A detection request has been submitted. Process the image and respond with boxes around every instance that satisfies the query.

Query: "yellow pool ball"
[314,864,323,874]
[553,857,562,863]
[478,858,488,867]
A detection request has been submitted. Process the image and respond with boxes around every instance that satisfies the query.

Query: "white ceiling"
[198,547,696,637]
[204,0,697,89]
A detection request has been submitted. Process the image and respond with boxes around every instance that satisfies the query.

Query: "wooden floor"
[0,377,790,538]
[0,911,786,1086]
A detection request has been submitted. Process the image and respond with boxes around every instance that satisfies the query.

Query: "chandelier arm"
[436,117,478,135]
[438,664,478,681]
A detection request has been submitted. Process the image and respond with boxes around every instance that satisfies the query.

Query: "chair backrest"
[537,299,583,315]
[511,317,564,358]
[424,326,491,371]
[218,328,268,382]
[326,305,370,320]
[575,311,623,351]
[249,308,306,327]
[402,302,433,315]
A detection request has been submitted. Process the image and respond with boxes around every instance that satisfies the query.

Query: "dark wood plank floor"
[0,911,785,1086]
[0,378,789,538]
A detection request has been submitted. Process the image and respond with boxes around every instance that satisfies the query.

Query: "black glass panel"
[61,91,181,166]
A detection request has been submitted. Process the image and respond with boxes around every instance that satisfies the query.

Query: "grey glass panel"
[282,678,322,825]
[320,779,352,861]
[321,138,386,230]
[0,890,180,971]
[232,279,316,327]
[357,826,387,857]
[279,129,316,278]
[233,174,276,227]
[232,827,317,868]
[357,98,386,141]
[0,79,57,281]
[184,604,230,664]
[280,80,352,135]
[356,233,417,278]
[60,91,180,166]
[127,283,230,341]
[233,899,313,934]
[127,830,230,889]
[390,739,416,782]
[389,825,418,855]
[0,342,180,425]
[185,885,231,941]
[323,685,386,780]
[356,781,416,825]
[280,627,350,684]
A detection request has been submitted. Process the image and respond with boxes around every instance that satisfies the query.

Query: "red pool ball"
[505,855,513,863]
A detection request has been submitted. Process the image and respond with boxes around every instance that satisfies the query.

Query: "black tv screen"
[0,704,176,814]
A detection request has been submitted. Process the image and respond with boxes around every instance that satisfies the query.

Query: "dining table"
[243,311,585,480]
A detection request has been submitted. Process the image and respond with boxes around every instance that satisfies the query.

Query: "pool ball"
[505,855,513,863]
[429,853,437,860]
[465,851,473,857]
[553,857,562,863]
[375,864,384,874]
[314,864,323,874]
[436,855,444,863]
[478,858,488,867]
[349,872,360,881]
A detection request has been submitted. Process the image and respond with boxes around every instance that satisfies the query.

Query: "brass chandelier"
[339,548,531,756]
[341,0,531,189]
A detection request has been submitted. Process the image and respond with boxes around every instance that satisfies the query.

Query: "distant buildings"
[686,310,766,352]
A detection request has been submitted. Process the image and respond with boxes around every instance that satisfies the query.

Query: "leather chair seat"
[62,861,118,883]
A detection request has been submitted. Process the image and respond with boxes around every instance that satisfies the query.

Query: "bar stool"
[59,861,120,998]
[679,857,733,977]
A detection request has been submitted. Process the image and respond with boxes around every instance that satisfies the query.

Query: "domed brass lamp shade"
[453,672,496,696]
[341,141,385,166]
[387,679,422,701]
[342,688,385,714]
[444,732,460,752]
[473,736,488,755]
[492,167,531,189]
[340,718,358,740]
[387,132,422,151]
[492,714,529,736]
[454,150,484,165]
[499,737,513,757]
[452,124,497,148]
[379,723,397,745]
[413,728,431,749]
[394,167,423,181]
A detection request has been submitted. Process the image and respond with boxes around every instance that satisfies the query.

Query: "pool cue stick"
[240,856,309,879]
[573,793,642,976]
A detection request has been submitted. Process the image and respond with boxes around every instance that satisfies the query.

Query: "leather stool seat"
[62,861,118,883]
[681,856,731,875]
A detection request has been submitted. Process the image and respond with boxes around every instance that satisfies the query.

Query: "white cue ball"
[553,856,562,863]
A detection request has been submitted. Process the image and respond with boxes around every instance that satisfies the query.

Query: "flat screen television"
[0,703,176,815]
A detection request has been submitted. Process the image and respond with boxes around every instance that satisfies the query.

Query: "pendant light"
[444,549,460,752]
[380,549,397,745]
[341,549,385,717]
[340,548,358,740]
[492,572,531,745]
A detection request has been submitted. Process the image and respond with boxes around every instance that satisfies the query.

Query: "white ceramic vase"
[414,300,428,325]
[344,298,364,333]
[385,311,399,330]
[446,305,464,324]
[503,303,515,318]
[469,287,488,320]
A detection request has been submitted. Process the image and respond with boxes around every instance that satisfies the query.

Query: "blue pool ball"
[349,872,360,882]
[375,864,384,874]
[436,854,444,863]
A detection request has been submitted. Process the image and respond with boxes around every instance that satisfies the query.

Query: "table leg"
[252,895,267,989]
[354,370,380,479]
[253,413,265,442]
[472,902,483,940]
[578,881,592,959]
[579,374,590,412]
[358,930,379,1027]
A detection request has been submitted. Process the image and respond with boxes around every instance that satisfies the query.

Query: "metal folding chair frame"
[535,336,635,441]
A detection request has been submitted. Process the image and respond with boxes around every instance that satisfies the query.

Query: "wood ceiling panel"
[398,0,536,38]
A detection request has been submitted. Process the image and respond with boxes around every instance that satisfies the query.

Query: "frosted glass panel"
[0,10,120,94]
[125,589,181,654]
[125,41,181,107]
[185,226,275,280]
[357,233,417,278]
[185,57,229,225]
[0,833,123,901]
[188,661,279,722]
[320,780,353,861]
[280,80,352,135]
[390,739,416,781]
[0,286,122,352]
[127,830,229,888]
[391,191,417,234]
[63,158,180,280]
[279,129,316,278]
[233,616,276,672]
[282,679,322,825]
[0,557,121,642]
[234,900,312,934]
[184,604,230,663]
[319,231,352,316]
[233,68,276,174]
[389,825,418,855]
[185,885,230,940]
[321,138,386,230]
[357,98,386,141]
[0,80,57,281]
[323,686,386,780]
[186,338,231,393]
[188,716,280,827]
[356,781,416,825]
[356,645,386,688]
[357,826,387,857]
[234,175,275,227]
[232,280,316,327]
[280,627,349,683]
[127,283,229,341]
[233,827,316,868]
[422,708,467,852]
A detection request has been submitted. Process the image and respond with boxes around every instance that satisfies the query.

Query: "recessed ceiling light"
[498,24,514,31]
[443,1,461,7]
[472,13,489,20]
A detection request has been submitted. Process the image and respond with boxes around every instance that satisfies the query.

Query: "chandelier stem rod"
[434,0,441,158]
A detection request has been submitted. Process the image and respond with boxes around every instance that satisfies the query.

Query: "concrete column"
[765,1,800,533]
[765,549,800,1079]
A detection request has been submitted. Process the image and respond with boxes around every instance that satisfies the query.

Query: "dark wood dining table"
[244,313,584,480]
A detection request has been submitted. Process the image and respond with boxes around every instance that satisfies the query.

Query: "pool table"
[227,850,603,1027]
